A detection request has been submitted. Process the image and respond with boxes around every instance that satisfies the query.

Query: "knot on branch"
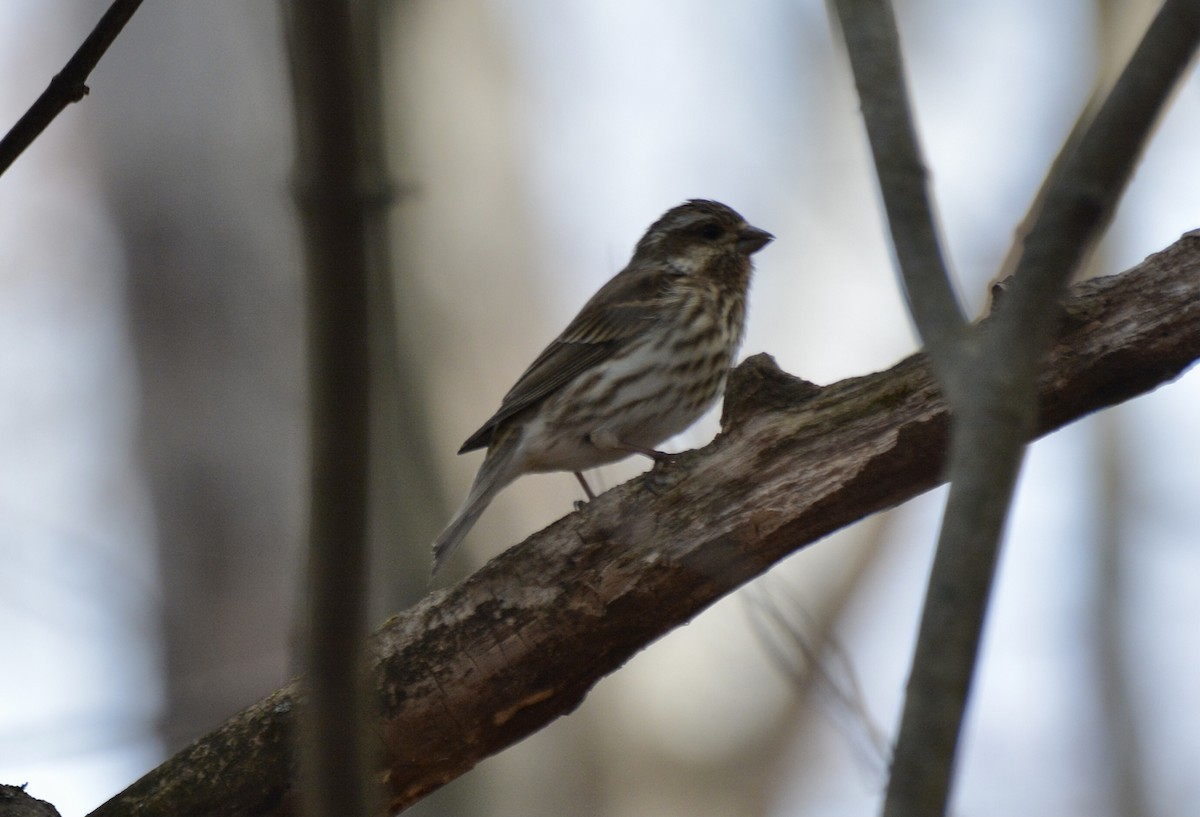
[721,353,821,432]
[51,72,90,103]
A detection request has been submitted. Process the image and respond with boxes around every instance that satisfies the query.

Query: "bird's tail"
[431,435,522,576]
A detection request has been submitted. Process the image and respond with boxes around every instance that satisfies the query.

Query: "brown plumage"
[432,200,773,574]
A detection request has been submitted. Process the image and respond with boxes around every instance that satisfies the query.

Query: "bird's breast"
[517,289,743,473]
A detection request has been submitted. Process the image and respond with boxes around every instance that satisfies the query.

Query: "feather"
[458,262,676,452]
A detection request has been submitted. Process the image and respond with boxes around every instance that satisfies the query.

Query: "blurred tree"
[90,0,304,749]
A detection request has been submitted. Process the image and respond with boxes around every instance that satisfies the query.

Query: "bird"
[431,199,773,575]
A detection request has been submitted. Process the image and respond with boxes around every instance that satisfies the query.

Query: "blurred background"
[1,1,1199,815]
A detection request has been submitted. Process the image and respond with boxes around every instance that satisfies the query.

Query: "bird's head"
[633,199,774,277]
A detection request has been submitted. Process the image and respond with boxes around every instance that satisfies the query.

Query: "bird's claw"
[642,466,679,496]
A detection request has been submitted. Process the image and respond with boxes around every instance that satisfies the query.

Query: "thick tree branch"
[87,234,1200,817]
[0,0,145,177]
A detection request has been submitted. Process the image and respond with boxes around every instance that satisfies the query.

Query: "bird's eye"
[697,223,724,241]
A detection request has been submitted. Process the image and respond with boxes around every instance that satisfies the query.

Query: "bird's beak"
[736,225,774,255]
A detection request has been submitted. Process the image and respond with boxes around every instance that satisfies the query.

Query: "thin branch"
[829,0,968,386]
[1093,412,1151,817]
[0,0,145,177]
[883,4,1200,816]
[85,235,1200,817]
[281,1,377,816]
[745,581,892,780]
[996,0,1200,356]
[991,95,1098,292]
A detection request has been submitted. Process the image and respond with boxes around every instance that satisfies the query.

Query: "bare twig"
[995,0,1199,352]
[281,1,377,815]
[830,0,968,389]
[85,237,1200,817]
[745,581,891,780]
[1093,412,1151,817]
[0,0,144,177]
[990,97,1098,293]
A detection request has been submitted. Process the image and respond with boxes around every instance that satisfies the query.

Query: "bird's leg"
[574,470,597,503]
[615,442,681,474]
[591,435,683,501]
[586,433,680,501]
[622,443,674,462]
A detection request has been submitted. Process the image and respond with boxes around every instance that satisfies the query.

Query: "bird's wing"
[458,263,674,453]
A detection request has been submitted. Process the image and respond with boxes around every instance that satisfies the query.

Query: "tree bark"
[87,232,1200,817]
